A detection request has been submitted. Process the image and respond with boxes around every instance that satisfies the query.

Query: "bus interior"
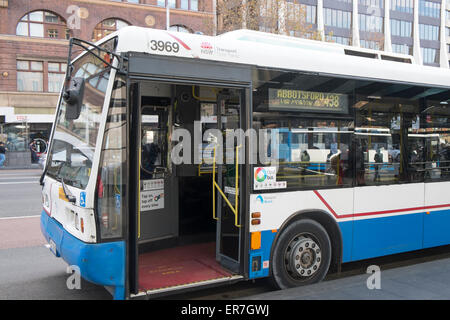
[133,81,245,295]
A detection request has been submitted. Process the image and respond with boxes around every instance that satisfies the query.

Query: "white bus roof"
[110,26,450,89]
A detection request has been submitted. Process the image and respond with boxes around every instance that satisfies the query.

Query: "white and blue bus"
[40,26,450,299]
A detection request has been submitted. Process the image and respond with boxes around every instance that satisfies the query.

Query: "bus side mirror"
[63,77,85,120]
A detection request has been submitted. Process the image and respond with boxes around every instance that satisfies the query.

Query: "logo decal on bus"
[80,192,86,207]
[254,167,267,182]
[256,195,264,203]
[254,194,276,205]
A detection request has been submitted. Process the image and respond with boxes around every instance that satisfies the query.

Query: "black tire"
[270,219,332,289]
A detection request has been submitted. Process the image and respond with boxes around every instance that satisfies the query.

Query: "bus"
[40,26,450,299]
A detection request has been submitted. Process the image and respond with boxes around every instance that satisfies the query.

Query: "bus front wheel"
[270,219,332,289]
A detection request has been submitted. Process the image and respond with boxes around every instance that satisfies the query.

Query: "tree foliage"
[213,0,326,41]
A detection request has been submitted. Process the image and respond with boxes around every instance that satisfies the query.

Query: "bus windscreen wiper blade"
[61,179,76,203]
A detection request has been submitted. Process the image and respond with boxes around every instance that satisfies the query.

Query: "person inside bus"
[141,140,161,179]
[300,149,310,181]
[351,140,365,185]
[374,147,383,182]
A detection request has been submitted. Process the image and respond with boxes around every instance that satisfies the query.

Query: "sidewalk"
[245,257,450,300]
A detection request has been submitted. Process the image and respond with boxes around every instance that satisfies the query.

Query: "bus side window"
[411,105,450,182]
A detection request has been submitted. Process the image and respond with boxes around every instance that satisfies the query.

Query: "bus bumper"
[40,211,126,300]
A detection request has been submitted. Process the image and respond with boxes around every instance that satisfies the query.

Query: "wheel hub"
[287,236,322,277]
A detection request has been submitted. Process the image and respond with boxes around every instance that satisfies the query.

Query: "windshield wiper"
[61,179,76,203]
[67,38,121,74]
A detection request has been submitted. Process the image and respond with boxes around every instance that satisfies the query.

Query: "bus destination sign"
[269,89,349,114]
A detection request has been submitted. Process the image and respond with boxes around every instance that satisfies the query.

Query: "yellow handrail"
[234,145,241,227]
[212,145,242,228]
[212,147,217,220]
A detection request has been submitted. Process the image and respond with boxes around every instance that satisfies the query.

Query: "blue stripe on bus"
[423,208,450,249]
[40,211,126,300]
[338,220,353,263]
[250,208,450,275]
[350,212,424,262]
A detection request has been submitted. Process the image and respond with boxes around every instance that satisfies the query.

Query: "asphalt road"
[2,169,450,301]
[0,169,42,218]
[0,169,111,299]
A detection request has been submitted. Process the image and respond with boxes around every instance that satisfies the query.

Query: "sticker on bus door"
[254,166,287,190]
[140,190,164,211]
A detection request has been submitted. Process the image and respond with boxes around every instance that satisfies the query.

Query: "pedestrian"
[0,142,7,167]
[29,140,38,163]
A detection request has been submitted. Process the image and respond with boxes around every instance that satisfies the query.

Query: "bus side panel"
[248,189,354,278]
[338,221,353,263]
[423,181,450,248]
[351,184,424,262]
[351,213,424,261]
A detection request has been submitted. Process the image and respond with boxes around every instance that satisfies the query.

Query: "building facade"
[0,0,213,167]
[1,0,449,168]
[218,0,448,67]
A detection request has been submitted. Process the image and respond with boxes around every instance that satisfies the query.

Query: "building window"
[302,4,317,24]
[361,39,382,50]
[392,43,412,55]
[419,0,441,18]
[419,24,439,41]
[330,35,351,45]
[17,60,43,92]
[324,8,351,29]
[92,18,130,42]
[390,19,412,37]
[390,0,413,13]
[169,25,193,33]
[191,0,198,11]
[158,0,197,10]
[286,3,316,28]
[180,0,189,10]
[359,0,383,8]
[359,13,383,32]
[48,62,67,93]
[16,10,69,39]
[421,47,439,64]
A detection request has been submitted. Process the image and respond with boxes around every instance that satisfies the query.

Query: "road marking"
[0,173,41,176]
[0,176,41,179]
[0,215,41,220]
[0,181,38,185]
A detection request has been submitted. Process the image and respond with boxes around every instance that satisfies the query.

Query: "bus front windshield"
[46,41,113,189]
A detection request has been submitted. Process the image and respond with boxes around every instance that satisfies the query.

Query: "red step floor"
[138,242,232,291]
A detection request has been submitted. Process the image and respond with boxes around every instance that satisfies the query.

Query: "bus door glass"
[138,101,177,242]
[215,91,244,272]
